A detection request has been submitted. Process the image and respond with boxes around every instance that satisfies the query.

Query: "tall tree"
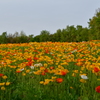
[88,8,100,40]
[40,30,50,42]
[0,32,7,43]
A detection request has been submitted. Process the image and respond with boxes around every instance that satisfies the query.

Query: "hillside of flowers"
[1,40,100,100]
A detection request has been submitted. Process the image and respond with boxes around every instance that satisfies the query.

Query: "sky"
[0,0,100,36]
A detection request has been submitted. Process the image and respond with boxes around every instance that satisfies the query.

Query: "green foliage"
[88,8,100,40]
[0,32,7,43]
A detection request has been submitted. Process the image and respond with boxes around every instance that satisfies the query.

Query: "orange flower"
[16,71,21,73]
[45,50,49,54]
[94,67,100,72]
[56,78,63,83]
[50,66,54,70]
[75,62,83,66]
[95,86,100,93]
[61,71,67,76]
[41,72,46,75]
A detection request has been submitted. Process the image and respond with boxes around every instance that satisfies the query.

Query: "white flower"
[38,63,42,66]
[71,49,77,53]
[81,75,88,79]
[29,71,34,74]
[20,68,24,71]
[34,63,43,67]
[30,66,34,69]
[1,62,4,64]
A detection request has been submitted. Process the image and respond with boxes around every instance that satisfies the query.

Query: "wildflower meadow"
[1,41,100,100]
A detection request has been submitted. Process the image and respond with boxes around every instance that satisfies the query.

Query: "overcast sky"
[0,0,100,36]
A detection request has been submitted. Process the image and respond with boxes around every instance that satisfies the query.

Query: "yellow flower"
[40,81,44,84]
[43,81,49,85]
[72,73,76,77]
[44,63,47,67]
[2,75,7,79]
[49,79,54,82]
[58,65,64,69]
[1,86,6,90]
[26,70,30,73]
[51,76,56,79]
[73,70,78,73]
[80,74,87,76]
[70,87,73,89]
[33,70,41,75]
[80,79,86,83]
[22,72,26,76]
[97,79,100,81]
[40,67,45,71]
[0,82,5,86]
[5,82,11,86]
[80,71,83,73]
[45,79,50,82]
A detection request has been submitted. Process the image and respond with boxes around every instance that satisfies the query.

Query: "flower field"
[1,41,100,100]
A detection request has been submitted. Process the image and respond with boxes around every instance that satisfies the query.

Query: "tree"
[40,30,50,42]
[0,32,7,43]
[32,35,41,42]
[88,8,100,40]
[65,25,76,42]
[28,34,34,42]
[19,31,28,43]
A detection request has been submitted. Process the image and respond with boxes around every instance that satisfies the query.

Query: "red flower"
[95,86,100,93]
[69,52,72,55]
[26,57,32,61]
[44,69,48,73]
[61,71,67,76]
[34,57,39,60]
[16,71,21,73]
[0,73,4,77]
[94,67,100,72]
[26,61,33,66]
[56,78,63,83]
[45,50,49,54]
[41,72,46,75]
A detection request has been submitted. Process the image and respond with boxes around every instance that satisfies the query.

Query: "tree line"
[0,8,100,43]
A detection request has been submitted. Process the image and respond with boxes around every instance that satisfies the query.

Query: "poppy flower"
[61,71,67,76]
[34,57,39,60]
[41,72,46,75]
[95,86,100,93]
[50,67,54,69]
[44,69,48,73]
[80,79,86,83]
[94,67,100,72]
[27,57,32,61]
[45,50,49,54]
[26,61,33,66]
[1,86,6,90]
[0,73,4,77]
[56,78,63,83]
[16,71,21,73]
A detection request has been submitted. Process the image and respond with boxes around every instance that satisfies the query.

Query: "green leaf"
[82,96,89,100]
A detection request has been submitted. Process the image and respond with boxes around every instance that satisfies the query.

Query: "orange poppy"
[56,78,63,83]
[94,67,100,72]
